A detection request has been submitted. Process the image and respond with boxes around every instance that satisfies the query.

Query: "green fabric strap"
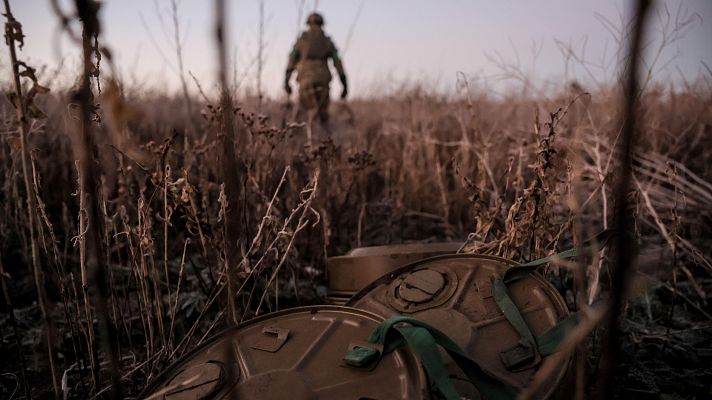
[521,246,580,267]
[349,316,518,400]
[536,311,580,355]
[493,291,582,358]
[397,326,461,400]
[344,314,581,399]
[500,247,579,284]
[503,228,617,284]
[493,229,618,368]
[492,278,539,366]
[492,245,585,369]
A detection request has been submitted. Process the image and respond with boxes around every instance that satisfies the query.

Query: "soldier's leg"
[291,96,303,123]
[298,85,316,146]
[316,84,331,136]
[297,85,311,123]
[295,83,314,146]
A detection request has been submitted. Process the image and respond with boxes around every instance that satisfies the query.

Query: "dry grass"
[1,1,711,399]
[2,81,710,398]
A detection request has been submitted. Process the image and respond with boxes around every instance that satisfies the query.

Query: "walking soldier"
[284,12,348,134]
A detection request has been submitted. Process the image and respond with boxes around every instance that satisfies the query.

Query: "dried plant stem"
[599,0,652,397]
[172,167,290,338]
[214,3,242,398]
[163,164,174,350]
[356,200,366,247]
[29,154,84,374]
[73,0,122,397]
[169,0,193,124]
[169,238,190,345]
[215,0,244,325]
[257,0,265,110]
[2,1,60,397]
[434,159,450,230]
[255,170,320,315]
[121,211,155,358]
[75,163,98,385]
[238,174,321,320]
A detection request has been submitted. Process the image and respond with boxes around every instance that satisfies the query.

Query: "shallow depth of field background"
[1,1,711,399]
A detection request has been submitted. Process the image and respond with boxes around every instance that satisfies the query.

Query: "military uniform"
[285,13,347,124]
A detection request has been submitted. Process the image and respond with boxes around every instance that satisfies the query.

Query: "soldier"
[284,12,348,133]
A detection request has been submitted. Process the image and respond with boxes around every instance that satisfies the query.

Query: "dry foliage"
[1,1,711,399]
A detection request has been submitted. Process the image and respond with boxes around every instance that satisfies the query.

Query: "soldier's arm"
[329,43,348,98]
[286,46,300,80]
[328,40,346,80]
[332,52,346,79]
[285,42,300,94]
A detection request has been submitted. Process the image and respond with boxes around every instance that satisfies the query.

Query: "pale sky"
[4,0,712,98]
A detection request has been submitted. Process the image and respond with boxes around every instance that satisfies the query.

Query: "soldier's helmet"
[306,12,324,26]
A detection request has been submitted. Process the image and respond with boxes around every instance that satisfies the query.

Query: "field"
[1,1,712,399]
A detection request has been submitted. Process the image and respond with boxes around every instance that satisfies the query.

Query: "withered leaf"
[26,102,46,119]
[33,84,50,94]
[5,19,25,49]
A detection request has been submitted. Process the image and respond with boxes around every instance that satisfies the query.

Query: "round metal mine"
[347,254,573,399]
[141,305,429,400]
[326,242,461,304]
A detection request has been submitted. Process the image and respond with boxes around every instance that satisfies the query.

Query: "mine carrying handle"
[502,228,620,283]
[344,316,518,400]
[493,228,622,371]
[343,314,585,400]
[345,229,622,400]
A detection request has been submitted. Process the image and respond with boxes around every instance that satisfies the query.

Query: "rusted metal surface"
[347,254,572,399]
[141,306,429,400]
[326,242,461,304]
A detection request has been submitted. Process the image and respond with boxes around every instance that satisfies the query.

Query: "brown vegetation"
[1,1,711,399]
